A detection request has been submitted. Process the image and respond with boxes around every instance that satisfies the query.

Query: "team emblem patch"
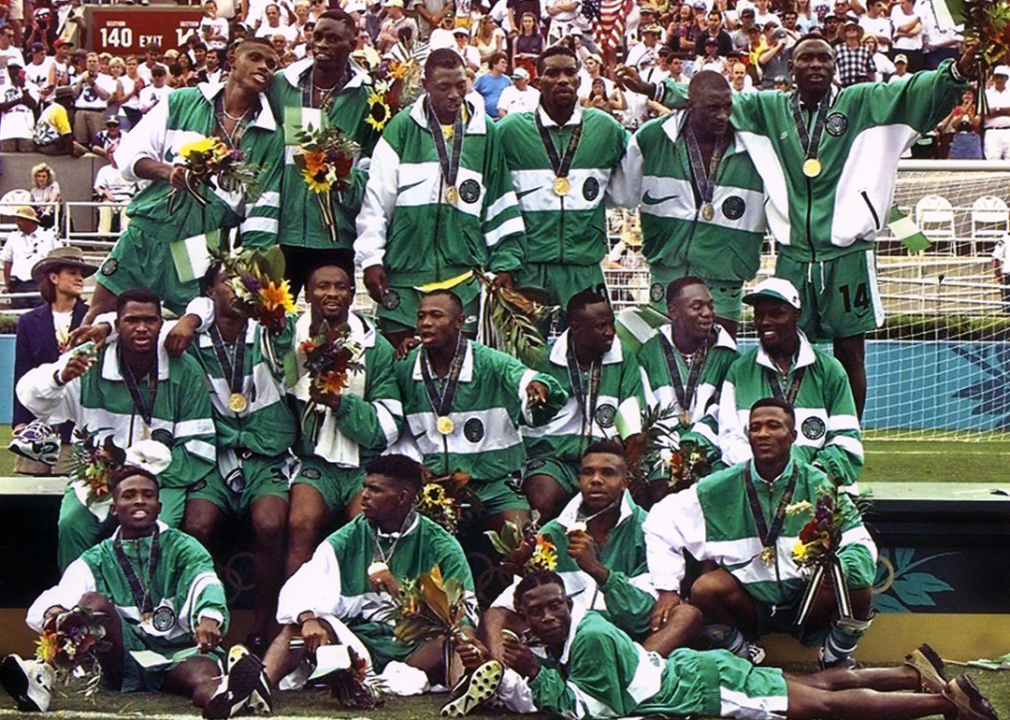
[301,467,322,480]
[801,416,827,440]
[464,418,485,442]
[381,290,400,310]
[825,113,848,137]
[595,404,617,429]
[152,605,177,632]
[459,179,481,204]
[650,283,665,303]
[526,458,546,471]
[100,258,118,276]
[722,195,746,220]
[150,429,173,446]
[582,177,600,201]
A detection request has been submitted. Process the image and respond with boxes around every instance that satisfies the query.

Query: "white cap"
[995,66,1010,78]
[512,67,529,79]
[743,277,801,310]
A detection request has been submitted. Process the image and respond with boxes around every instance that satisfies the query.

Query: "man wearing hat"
[0,57,39,152]
[10,247,94,476]
[695,10,734,58]
[90,114,121,158]
[34,84,84,156]
[1,206,61,308]
[984,67,1010,160]
[626,23,662,71]
[497,66,540,115]
[93,141,137,237]
[453,25,481,72]
[833,21,873,87]
[710,277,863,489]
[24,42,53,90]
[267,8,382,296]
[377,0,417,52]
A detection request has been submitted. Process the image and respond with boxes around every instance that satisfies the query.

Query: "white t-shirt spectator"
[577,72,613,101]
[138,84,172,113]
[985,86,1010,130]
[24,57,53,87]
[0,226,62,283]
[0,82,39,141]
[94,164,138,204]
[754,10,780,26]
[890,3,923,51]
[75,72,119,111]
[497,84,540,115]
[256,22,298,42]
[858,14,891,51]
[199,17,231,49]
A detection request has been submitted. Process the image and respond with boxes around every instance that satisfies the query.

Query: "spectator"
[862,35,895,82]
[24,14,53,63]
[29,163,62,229]
[136,42,164,84]
[452,25,481,72]
[473,15,507,70]
[984,66,1010,161]
[695,10,734,57]
[428,13,458,49]
[0,58,39,152]
[577,52,614,101]
[821,13,841,44]
[105,56,127,118]
[752,0,779,27]
[794,0,815,31]
[834,22,873,87]
[72,51,118,147]
[890,0,923,72]
[54,0,85,48]
[730,7,756,51]
[544,0,586,46]
[626,24,663,70]
[922,12,961,70]
[780,10,802,43]
[256,3,298,42]
[118,56,145,129]
[939,87,982,159]
[993,236,1010,313]
[137,64,170,114]
[201,48,228,82]
[497,66,539,115]
[46,39,73,90]
[376,0,416,52]
[90,115,121,157]
[1,206,62,309]
[33,85,85,157]
[584,75,626,115]
[0,22,24,71]
[673,3,698,55]
[411,0,452,42]
[289,0,312,44]
[696,35,727,74]
[94,145,136,236]
[473,50,511,118]
[24,42,52,89]
[199,0,230,50]
[888,52,911,83]
[729,60,755,93]
[858,0,891,54]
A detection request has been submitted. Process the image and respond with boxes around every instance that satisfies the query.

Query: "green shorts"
[376,274,482,335]
[97,221,200,316]
[753,593,829,646]
[291,455,364,513]
[522,456,581,496]
[188,452,291,515]
[471,476,530,516]
[119,623,225,693]
[648,266,744,321]
[776,249,884,340]
[515,262,607,309]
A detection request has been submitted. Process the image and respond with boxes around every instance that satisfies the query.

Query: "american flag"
[583,0,634,55]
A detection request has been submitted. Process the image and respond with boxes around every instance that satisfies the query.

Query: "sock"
[823,616,873,663]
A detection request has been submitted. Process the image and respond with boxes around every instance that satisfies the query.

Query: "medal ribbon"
[659,330,710,418]
[425,98,464,198]
[743,463,799,550]
[370,508,416,566]
[209,324,248,398]
[763,366,807,406]
[534,110,583,180]
[790,92,830,164]
[684,119,728,211]
[420,336,467,419]
[113,526,161,615]
[565,340,602,432]
[214,93,252,150]
[301,65,349,111]
[120,349,158,426]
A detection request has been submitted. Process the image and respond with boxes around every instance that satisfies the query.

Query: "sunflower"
[792,541,814,565]
[389,59,416,80]
[36,632,58,663]
[178,136,217,160]
[420,483,447,506]
[319,370,350,395]
[528,536,557,571]
[259,280,296,313]
[366,91,392,131]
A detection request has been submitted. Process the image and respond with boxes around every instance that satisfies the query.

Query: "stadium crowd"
[0,1,1002,719]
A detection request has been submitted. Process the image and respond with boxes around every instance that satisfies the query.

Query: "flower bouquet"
[68,429,126,507]
[945,0,1010,112]
[366,58,423,132]
[170,136,261,211]
[485,514,557,577]
[384,566,474,645]
[415,471,482,536]
[326,647,385,709]
[475,273,561,370]
[221,246,296,335]
[299,321,364,397]
[788,488,854,629]
[291,123,360,243]
[36,606,109,699]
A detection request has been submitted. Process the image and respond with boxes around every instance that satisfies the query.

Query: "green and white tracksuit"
[637,324,738,446]
[268,59,381,251]
[288,311,403,512]
[186,315,298,512]
[497,105,629,306]
[27,522,228,692]
[643,458,876,624]
[491,490,657,639]
[522,332,643,495]
[103,84,284,314]
[16,330,216,568]
[714,332,863,487]
[355,99,525,330]
[528,606,788,720]
[275,512,473,670]
[615,110,766,320]
[394,340,567,514]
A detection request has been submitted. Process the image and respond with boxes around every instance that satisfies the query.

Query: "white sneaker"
[0,654,55,712]
[440,660,503,717]
[203,646,270,719]
[9,421,59,466]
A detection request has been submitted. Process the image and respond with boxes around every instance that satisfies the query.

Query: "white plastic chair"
[970,196,1010,255]
[915,195,956,255]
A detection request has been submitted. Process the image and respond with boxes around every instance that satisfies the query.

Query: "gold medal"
[802,158,822,178]
[436,416,455,435]
[227,392,248,413]
[759,546,776,567]
[553,177,571,196]
[567,521,587,535]
[700,202,715,221]
[445,185,458,205]
[367,561,389,576]
[680,409,692,426]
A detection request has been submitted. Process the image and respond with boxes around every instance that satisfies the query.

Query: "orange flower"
[36,632,58,663]
[319,370,349,395]
[300,339,318,355]
[259,280,295,313]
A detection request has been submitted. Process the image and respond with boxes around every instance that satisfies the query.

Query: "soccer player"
[355,48,524,347]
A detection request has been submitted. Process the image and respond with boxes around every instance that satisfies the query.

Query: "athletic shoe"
[742,642,766,666]
[905,644,950,694]
[203,646,269,719]
[0,654,55,713]
[942,675,999,720]
[9,421,59,466]
[818,646,856,670]
[440,660,503,717]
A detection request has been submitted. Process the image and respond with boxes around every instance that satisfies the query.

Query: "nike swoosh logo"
[516,186,542,199]
[642,191,678,205]
[398,180,425,195]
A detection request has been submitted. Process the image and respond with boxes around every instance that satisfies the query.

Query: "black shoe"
[245,634,266,659]
[203,646,268,719]
[0,655,54,713]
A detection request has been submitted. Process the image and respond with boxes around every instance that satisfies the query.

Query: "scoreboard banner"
[86,8,205,56]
